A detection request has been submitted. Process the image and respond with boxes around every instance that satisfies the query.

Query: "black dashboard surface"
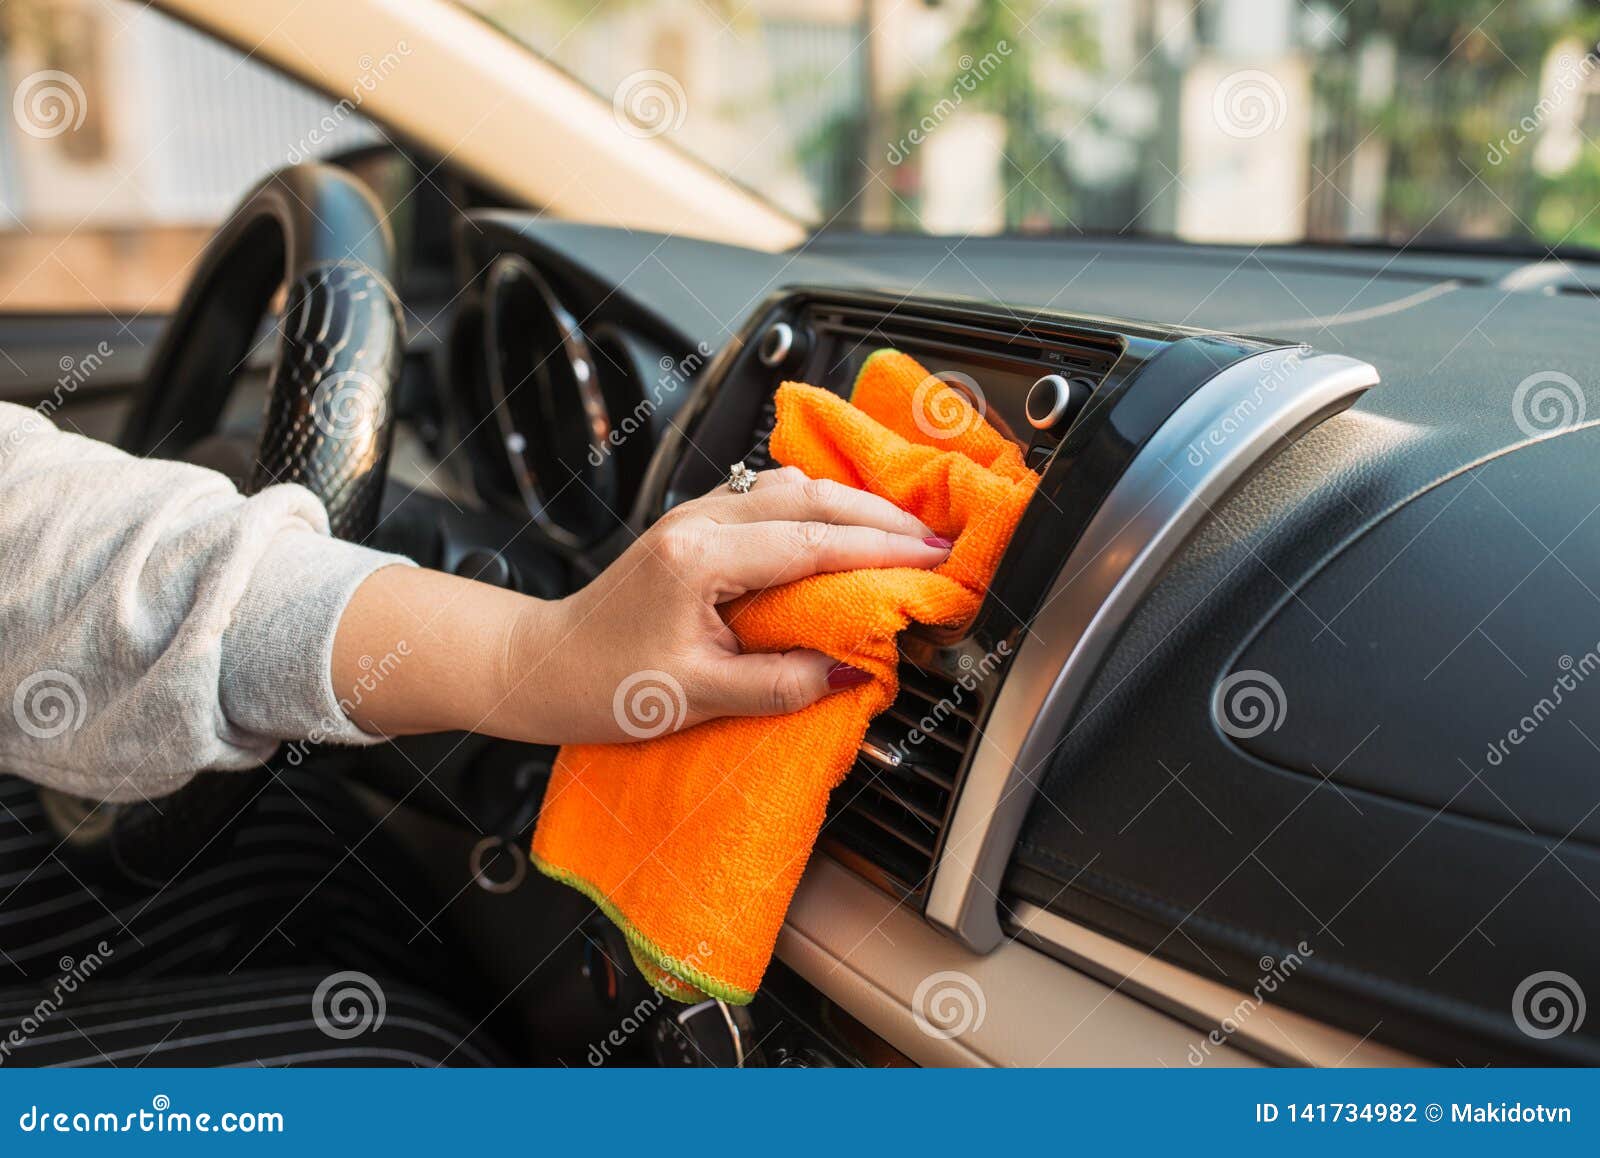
[477,214,1600,1062]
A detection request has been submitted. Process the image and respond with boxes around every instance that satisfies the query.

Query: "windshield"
[461,0,1600,250]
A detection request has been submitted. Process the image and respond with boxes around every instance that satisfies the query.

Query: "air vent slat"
[882,708,969,754]
[823,815,929,896]
[896,673,978,725]
[856,766,947,825]
[838,799,936,857]
[823,658,985,902]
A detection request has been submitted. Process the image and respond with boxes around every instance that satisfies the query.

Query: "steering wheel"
[37,163,406,883]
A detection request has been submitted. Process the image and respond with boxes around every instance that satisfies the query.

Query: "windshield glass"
[461,0,1600,249]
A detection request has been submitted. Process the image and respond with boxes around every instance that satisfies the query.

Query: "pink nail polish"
[924,536,954,550]
[826,662,873,689]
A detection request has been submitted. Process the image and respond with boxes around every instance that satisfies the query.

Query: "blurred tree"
[890,0,1096,231]
[1324,0,1600,247]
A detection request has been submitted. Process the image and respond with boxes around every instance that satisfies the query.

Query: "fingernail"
[827,662,873,690]
[924,536,954,550]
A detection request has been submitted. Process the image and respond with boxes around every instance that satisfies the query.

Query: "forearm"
[1,389,941,789]
[330,468,949,748]
[0,402,408,800]
[331,564,561,742]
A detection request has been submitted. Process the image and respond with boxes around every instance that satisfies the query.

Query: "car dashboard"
[434,209,1600,1067]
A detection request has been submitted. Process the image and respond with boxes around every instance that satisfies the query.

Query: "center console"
[445,213,1388,1062]
[644,289,1380,956]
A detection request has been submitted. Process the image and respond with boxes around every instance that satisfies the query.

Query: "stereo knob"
[757,321,796,367]
[1026,373,1091,431]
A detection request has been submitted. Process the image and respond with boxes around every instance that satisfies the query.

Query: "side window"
[0,0,380,314]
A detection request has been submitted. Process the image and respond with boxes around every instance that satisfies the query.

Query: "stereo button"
[1026,373,1090,431]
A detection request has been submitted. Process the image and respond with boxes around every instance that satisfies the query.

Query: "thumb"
[699,649,875,719]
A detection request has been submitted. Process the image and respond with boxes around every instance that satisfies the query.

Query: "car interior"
[1,0,1598,1068]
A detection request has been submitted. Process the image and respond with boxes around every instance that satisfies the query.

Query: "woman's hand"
[332,468,950,745]
[505,467,949,743]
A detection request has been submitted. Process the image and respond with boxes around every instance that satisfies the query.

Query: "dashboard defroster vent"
[821,660,976,901]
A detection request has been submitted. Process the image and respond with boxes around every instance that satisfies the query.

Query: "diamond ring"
[727,462,756,494]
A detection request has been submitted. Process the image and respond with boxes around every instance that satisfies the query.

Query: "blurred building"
[0,0,374,310]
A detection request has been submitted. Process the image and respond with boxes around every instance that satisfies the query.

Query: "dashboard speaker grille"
[821,661,976,901]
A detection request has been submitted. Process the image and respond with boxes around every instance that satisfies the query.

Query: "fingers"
[705,519,949,598]
[698,649,873,719]
[703,468,933,539]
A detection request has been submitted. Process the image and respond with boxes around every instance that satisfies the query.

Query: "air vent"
[813,302,1123,379]
[747,391,781,471]
[820,660,977,901]
[743,299,1120,471]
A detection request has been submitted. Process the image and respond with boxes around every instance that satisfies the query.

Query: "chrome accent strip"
[1025,373,1072,430]
[674,999,747,1068]
[925,347,1380,951]
[483,253,614,549]
[715,999,747,1068]
[780,855,1261,1067]
[857,739,903,769]
[757,320,794,367]
[1008,901,1419,1067]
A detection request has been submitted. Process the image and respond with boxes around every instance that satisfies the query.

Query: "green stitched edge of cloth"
[849,347,901,402]
[529,850,756,1006]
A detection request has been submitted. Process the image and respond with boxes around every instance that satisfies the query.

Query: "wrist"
[488,592,575,743]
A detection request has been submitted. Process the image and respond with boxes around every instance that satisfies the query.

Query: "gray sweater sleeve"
[0,401,414,802]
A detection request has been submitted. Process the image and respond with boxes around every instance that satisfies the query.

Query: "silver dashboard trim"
[1008,901,1419,1066]
[1025,373,1073,430]
[925,346,1381,950]
[779,856,1262,1067]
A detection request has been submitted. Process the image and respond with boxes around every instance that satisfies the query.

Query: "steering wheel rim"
[40,163,406,885]
[122,161,404,538]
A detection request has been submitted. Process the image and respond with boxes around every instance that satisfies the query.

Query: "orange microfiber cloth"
[530,349,1038,1003]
